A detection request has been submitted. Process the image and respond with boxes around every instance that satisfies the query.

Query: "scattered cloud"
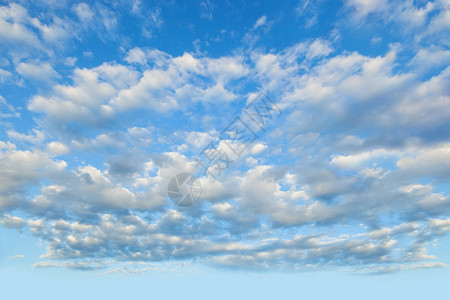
[0,0,449,276]
[254,16,267,29]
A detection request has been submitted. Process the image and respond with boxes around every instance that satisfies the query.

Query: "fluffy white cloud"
[397,143,450,178]
[0,142,66,209]
[7,129,45,144]
[125,47,147,65]
[0,214,25,229]
[27,66,122,126]
[23,212,449,273]
[0,3,43,49]
[46,141,70,155]
[16,61,59,81]
[331,149,394,170]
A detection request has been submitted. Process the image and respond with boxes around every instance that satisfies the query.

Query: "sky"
[0,0,450,298]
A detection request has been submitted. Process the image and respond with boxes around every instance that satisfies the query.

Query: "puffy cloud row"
[4,212,448,273]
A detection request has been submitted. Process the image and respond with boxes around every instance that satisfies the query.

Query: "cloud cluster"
[0,0,449,275]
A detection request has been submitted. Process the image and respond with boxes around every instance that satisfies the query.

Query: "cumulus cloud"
[16,61,59,82]
[0,215,26,229]
[0,143,66,210]
[0,3,43,49]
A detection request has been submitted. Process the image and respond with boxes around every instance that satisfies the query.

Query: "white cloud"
[200,0,214,21]
[7,129,45,144]
[0,68,12,83]
[0,145,66,209]
[16,61,59,81]
[180,129,217,149]
[0,95,19,118]
[359,167,388,179]
[399,184,433,195]
[331,149,393,170]
[1,1,450,275]
[253,15,267,29]
[198,82,237,102]
[7,254,25,260]
[125,47,147,65]
[306,39,333,60]
[28,67,119,125]
[211,202,237,218]
[112,51,248,111]
[30,16,70,43]
[397,143,450,176]
[46,141,70,155]
[205,56,249,83]
[173,52,201,73]
[0,215,25,229]
[389,67,450,129]
[0,3,42,48]
[110,68,179,111]
[249,143,267,155]
[346,0,389,19]
[74,3,94,22]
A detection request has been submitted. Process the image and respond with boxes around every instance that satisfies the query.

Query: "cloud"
[346,0,388,19]
[249,143,267,155]
[177,129,218,150]
[0,143,67,210]
[397,143,450,180]
[331,149,394,170]
[0,215,25,229]
[30,15,71,43]
[0,96,20,118]
[7,254,25,260]
[200,0,214,21]
[27,65,129,128]
[10,38,450,273]
[73,3,94,23]
[16,61,59,82]
[112,51,248,111]
[1,0,450,276]
[7,129,45,144]
[0,68,13,83]
[0,3,43,49]
[254,16,267,29]
[46,141,70,155]
[306,39,333,60]
[21,211,449,273]
[125,47,147,65]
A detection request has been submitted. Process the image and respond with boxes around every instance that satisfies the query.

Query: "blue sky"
[1,0,450,298]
